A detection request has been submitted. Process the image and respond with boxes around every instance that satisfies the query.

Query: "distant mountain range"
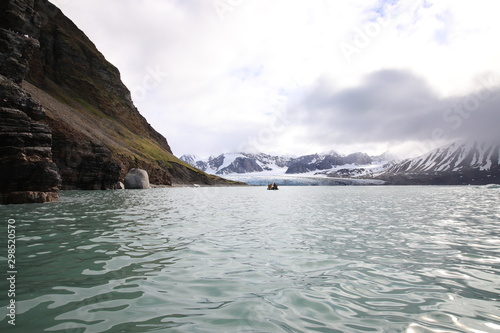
[181,151,394,175]
[181,141,500,185]
[180,151,394,185]
[379,141,500,185]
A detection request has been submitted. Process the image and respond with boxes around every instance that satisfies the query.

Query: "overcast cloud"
[49,0,500,158]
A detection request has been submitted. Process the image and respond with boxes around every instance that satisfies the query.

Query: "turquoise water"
[1,186,499,332]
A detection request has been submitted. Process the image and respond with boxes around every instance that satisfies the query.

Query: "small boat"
[267,183,279,190]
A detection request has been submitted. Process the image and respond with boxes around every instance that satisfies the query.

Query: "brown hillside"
[24,0,237,188]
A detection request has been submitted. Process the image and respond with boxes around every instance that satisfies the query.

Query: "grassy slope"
[25,0,241,186]
[24,80,240,186]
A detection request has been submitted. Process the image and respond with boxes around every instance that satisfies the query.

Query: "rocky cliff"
[0,0,60,204]
[0,0,237,203]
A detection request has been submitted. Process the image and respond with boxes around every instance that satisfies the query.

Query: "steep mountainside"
[0,0,61,203]
[21,0,234,189]
[379,141,500,185]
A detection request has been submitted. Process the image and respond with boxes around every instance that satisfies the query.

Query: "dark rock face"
[285,152,373,174]
[0,107,60,199]
[0,30,39,84]
[0,0,41,83]
[316,154,344,170]
[345,152,372,165]
[285,162,311,174]
[217,157,263,174]
[0,0,60,204]
[208,155,225,171]
[51,139,121,190]
[14,0,232,189]
[0,0,41,38]
[0,74,44,119]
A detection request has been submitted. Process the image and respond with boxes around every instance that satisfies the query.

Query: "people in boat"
[272,182,278,190]
[267,184,272,190]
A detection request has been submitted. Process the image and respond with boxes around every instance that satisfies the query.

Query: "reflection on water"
[1,186,499,332]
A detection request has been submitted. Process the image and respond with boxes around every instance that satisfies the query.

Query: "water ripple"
[1,186,499,332]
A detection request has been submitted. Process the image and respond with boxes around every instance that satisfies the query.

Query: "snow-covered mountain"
[181,141,500,186]
[379,141,500,185]
[180,152,392,185]
[180,153,288,175]
[180,152,392,175]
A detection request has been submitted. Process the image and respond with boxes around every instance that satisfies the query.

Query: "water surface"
[1,186,499,332]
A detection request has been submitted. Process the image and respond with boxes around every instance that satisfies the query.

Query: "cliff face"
[0,0,238,202]
[25,0,174,189]
[0,0,61,204]
[33,0,237,189]
[28,1,171,151]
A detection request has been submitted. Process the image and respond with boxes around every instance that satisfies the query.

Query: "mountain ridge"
[182,141,500,186]
[180,151,392,185]
[378,140,500,185]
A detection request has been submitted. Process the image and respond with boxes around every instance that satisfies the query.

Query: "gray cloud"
[50,0,500,156]
[293,69,500,149]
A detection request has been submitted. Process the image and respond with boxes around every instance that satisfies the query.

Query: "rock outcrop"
[0,0,61,204]
[0,0,239,196]
[124,168,150,189]
[217,157,263,174]
[0,0,240,203]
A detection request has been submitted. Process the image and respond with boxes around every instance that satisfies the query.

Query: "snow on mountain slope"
[180,152,391,185]
[181,142,500,185]
[379,141,500,185]
[384,141,500,174]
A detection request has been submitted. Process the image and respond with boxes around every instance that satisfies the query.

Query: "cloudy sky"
[49,0,500,158]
